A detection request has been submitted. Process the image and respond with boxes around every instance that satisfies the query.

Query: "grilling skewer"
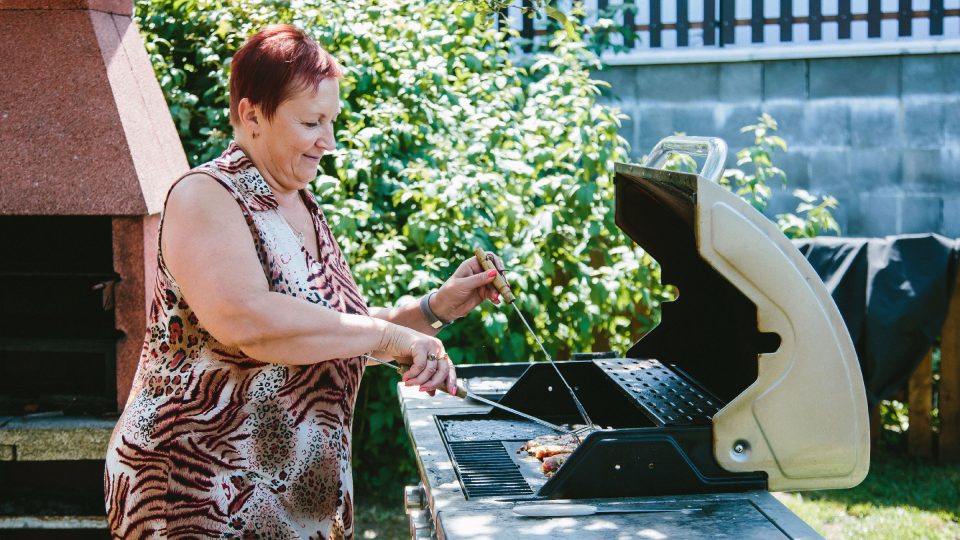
[362,354,573,435]
[473,247,597,435]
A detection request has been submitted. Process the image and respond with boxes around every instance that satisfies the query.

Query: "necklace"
[275,208,306,246]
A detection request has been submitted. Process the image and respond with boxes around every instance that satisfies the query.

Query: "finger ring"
[427,354,439,363]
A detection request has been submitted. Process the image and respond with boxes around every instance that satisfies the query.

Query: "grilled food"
[519,430,582,476]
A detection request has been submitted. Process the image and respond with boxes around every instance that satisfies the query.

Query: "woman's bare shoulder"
[161,170,255,264]
[164,171,239,217]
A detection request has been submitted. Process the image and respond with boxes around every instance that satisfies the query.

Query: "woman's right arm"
[161,174,454,392]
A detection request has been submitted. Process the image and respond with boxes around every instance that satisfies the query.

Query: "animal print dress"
[105,142,367,539]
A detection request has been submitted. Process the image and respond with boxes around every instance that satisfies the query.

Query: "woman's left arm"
[369,254,506,336]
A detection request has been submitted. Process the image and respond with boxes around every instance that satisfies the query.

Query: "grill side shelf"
[596,358,723,426]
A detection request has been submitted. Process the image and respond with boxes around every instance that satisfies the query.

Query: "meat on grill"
[519,431,581,476]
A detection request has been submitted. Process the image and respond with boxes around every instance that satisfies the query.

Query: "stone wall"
[595,53,960,237]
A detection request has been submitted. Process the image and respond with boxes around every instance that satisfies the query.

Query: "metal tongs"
[472,247,597,441]
[363,354,573,435]
[367,247,597,441]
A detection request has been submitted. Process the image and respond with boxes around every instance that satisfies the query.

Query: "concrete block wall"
[595,53,960,238]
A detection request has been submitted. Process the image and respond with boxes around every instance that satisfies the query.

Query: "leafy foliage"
[135,0,838,496]
[721,113,839,239]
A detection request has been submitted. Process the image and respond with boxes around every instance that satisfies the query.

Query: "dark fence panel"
[720,0,736,45]
[780,0,793,42]
[704,0,717,45]
[868,0,882,38]
[650,0,662,47]
[514,1,960,52]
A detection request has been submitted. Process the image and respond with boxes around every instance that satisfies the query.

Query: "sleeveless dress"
[105,142,368,539]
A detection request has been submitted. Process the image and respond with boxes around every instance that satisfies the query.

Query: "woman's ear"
[237,98,261,135]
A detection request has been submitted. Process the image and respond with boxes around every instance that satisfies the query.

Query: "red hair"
[229,25,342,126]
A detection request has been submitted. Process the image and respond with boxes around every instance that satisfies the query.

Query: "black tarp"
[793,234,960,407]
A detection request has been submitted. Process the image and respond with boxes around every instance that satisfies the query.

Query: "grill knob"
[408,509,434,539]
[403,483,426,513]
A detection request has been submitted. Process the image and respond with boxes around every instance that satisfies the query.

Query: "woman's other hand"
[431,252,507,322]
[378,325,456,396]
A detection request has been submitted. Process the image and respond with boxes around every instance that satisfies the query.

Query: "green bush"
[135,0,837,497]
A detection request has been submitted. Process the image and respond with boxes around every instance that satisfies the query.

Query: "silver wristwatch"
[420,291,451,329]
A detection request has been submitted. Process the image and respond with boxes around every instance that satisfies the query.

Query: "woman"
[104,25,502,539]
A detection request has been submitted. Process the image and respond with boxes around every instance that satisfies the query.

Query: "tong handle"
[397,363,469,399]
[473,246,516,304]
[643,136,728,184]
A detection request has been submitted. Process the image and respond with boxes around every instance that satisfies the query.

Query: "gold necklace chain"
[275,207,306,246]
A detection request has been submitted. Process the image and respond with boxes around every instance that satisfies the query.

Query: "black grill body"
[437,360,766,500]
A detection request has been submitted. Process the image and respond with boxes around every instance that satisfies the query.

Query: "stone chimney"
[0,0,189,410]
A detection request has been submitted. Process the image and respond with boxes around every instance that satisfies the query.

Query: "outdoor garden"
[134,0,959,538]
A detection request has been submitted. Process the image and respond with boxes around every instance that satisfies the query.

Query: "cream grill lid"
[613,136,869,491]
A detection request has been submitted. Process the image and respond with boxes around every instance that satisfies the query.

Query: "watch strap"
[420,291,450,329]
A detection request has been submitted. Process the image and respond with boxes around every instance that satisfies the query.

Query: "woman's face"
[258,78,340,191]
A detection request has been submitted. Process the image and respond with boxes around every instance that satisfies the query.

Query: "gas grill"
[398,136,870,539]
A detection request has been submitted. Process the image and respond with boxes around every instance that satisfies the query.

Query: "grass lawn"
[354,494,408,540]
[355,451,960,539]
[775,451,960,539]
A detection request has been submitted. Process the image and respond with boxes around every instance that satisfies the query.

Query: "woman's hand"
[377,323,456,396]
[431,252,507,323]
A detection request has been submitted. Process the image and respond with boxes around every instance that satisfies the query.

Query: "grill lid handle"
[643,136,727,183]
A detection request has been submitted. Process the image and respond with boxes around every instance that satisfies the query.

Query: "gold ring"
[427,353,440,363]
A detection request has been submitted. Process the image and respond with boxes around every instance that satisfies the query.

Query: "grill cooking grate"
[447,440,534,499]
[597,358,721,426]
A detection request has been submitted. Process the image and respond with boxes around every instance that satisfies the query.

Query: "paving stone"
[901,193,943,234]
[903,99,945,149]
[760,101,805,143]
[636,64,719,102]
[846,149,904,192]
[809,56,901,98]
[849,99,901,148]
[775,150,810,189]
[902,149,947,186]
[719,63,762,102]
[593,66,639,97]
[858,191,903,236]
[808,148,851,191]
[942,195,960,237]
[673,104,719,137]
[902,55,945,95]
[635,105,677,155]
[714,103,764,149]
[941,54,960,93]
[946,104,960,143]
[763,60,807,100]
[825,187,858,235]
[802,101,851,147]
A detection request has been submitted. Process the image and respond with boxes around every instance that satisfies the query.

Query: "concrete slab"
[762,60,807,99]
[809,56,901,98]
[0,414,115,461]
